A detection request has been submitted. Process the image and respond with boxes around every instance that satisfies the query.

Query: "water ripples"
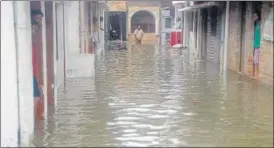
[32,45,273,147]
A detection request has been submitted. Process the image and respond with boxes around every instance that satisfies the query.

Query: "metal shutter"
[206,7,222,64]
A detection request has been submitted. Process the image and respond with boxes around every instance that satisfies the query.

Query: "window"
[210,6,218,36]
[165,17,172,28]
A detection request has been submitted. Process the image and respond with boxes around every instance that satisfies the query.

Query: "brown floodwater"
[32,45,273,147]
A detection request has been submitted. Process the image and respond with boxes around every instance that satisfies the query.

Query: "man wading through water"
[134,25,144,45]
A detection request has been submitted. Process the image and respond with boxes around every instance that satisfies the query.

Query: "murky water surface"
[33,45,273,147]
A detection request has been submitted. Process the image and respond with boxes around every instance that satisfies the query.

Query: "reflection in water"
[33,45,273,147]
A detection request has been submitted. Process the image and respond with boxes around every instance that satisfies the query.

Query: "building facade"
[227,1,273,86]
[1,1,107,147]
[177,1,273,87]
[107,1,162,45]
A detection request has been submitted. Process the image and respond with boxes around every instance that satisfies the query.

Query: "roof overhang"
[178,2,219,12]
[172,1,186,6]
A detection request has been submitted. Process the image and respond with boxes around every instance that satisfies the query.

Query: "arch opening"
[131,10,155,33]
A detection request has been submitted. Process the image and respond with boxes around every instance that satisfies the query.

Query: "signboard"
[262,7,273,42]
[108,1,127,11]
[162,9,171,17]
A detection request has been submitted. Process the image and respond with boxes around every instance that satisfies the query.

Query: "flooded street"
[33,45,273,147]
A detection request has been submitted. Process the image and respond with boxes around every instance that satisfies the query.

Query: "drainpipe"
[41,1,48,120]
[62,1,67,81]
[80,1,85,53]
[13,1,34,146]
[223,1,230,72]
[52,1,58,108]
[182,2,189,48]
[1,1,20,147]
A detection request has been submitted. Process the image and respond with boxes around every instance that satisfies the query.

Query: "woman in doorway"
[253,10,261,79]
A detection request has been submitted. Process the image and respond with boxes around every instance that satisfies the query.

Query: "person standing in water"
[31,20,44,120]
[253,10,261,79]
[134,25,144,45]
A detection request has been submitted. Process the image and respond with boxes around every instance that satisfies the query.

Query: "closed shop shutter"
[206,7,222,64]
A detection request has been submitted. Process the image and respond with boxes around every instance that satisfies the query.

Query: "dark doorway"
[108,11,127,41]
[239,1,247,72]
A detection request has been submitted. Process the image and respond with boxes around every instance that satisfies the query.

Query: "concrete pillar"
[41,1,48,119]
[99,4,105,49]
[55,2,65,88]
[1,1,20,147]
[52,1,58,108]
[223,1,230,72]
[13,1,34,146]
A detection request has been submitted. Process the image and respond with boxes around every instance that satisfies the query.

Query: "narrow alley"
[32,46,273,147]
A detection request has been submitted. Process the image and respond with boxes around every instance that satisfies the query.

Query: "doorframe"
[239,2,247,72]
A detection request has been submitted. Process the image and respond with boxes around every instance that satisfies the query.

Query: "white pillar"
[13,1,34,146]
[41,1,48,120]
[183,11,187,48]
[223,1,230,72]
[56,2,65,88]
[52,1,58,108]
[80,1,86,53]
[1,1,19,147]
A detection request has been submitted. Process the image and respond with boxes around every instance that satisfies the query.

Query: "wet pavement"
[33,45,273,147]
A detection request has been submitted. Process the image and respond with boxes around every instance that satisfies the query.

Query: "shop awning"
[178,1,219,12]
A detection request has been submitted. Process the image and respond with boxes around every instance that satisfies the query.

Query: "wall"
[259,2,273,86]
[1,1,20,146]
[227,1,273,87]
[65,2,80,54]
[14,1,34,146]
[227,2,242,71]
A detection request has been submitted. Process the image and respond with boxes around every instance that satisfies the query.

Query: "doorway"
[239,2,247,72]
[108,11,127,41]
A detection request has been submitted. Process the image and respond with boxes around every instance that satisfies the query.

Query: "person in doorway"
[175,17,182,29]
[134,25,144,45]
[252,10,261,79]
[31,20,44,120]
[31,9,44,26]
[92,17,100,50]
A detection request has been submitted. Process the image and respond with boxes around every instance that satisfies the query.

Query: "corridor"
[32,45,273,147]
